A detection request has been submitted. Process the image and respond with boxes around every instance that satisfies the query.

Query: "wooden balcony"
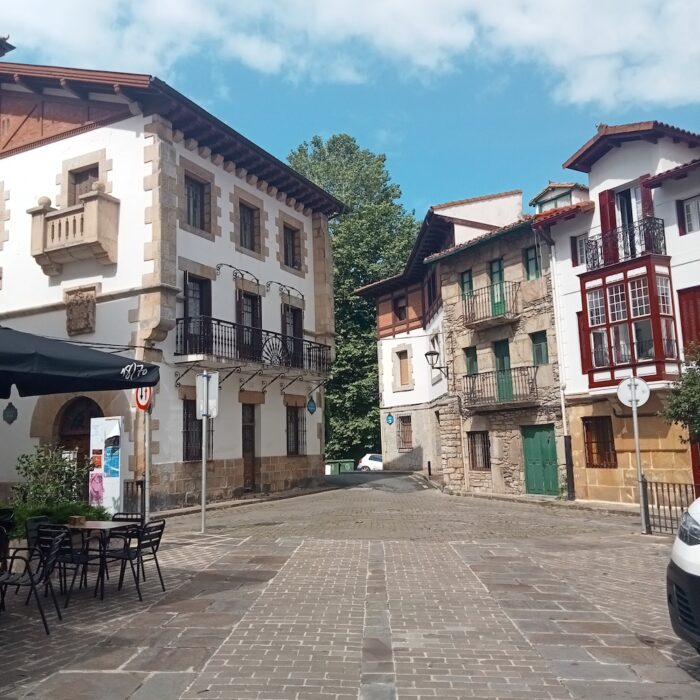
[463,281,519,328]
[461,366,539,411]
[28,183,119,276]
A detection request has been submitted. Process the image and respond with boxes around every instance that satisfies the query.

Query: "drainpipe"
[548,239,575,500]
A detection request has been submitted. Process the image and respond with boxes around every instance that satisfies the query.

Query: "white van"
[667,496,700,653]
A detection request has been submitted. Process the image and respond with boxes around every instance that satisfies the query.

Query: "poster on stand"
[89,417,123,514]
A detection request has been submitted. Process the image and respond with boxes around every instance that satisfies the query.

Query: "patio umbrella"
[0,325,159,398]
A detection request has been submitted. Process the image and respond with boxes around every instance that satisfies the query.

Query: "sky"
[4,0,700,216]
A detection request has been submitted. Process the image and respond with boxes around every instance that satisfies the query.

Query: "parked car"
[667,496,700,653]
[357,454,383,471]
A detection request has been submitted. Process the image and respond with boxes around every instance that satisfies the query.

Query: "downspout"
[548,237,575,500]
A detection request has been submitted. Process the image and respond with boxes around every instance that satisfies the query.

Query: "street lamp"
[424,350,448,379]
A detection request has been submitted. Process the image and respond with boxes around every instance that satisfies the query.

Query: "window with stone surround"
[185,174,209,232]
[283,224,301,269]
[582,417,616,469]
[530,331,548,366]
[68,165,99,205]
[397,415,413,451]
[240,201,260,253]
[182,399,213,461]
[467,431,491,471]
[286,405,306,456]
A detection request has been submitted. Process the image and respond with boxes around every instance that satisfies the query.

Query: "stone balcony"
[28,182,120,276]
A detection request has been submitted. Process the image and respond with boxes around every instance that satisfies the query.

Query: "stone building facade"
[426,219,567,496]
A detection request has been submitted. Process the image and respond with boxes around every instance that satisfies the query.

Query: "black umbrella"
[0,325,159,398]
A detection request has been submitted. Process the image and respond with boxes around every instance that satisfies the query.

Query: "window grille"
[468,431,491,471]
[286,405,306,456]
[397,416,412,451]
[182,399,213,461]
[582,417,616,469]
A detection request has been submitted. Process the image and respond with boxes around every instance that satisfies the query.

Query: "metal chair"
[106,519,166,601]
[25,515,50,548]
[0,508,14,534]
[0,533,64,634]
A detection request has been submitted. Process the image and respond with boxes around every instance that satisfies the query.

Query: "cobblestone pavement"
[1,472,700,699]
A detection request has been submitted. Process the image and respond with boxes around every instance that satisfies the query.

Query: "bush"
[4,502,110,540]
[13,444,91,506]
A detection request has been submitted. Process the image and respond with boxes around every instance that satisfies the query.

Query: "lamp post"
[424,350,448,379]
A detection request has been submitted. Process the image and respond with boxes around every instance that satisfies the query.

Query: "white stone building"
[0,61,341,507]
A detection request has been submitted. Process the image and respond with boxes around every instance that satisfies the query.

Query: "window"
[607,284,627,322]
[464,346,478,375]
[681,194,700,234]
[530,331,548,366]
[460,270,473,297]
[582,417,616,469]
[182,399,213,461]
[629,278,650,317]
[467,431,491,471]
[397,350,410,386]
[185,174,208,231]
[393,295,407,321]
[397,415,412,451]
[240,202,260,252]
[426,269,438,307]
[68,165,99,205]
[523,246,541,280]
[286,405,306,456]
[571,234,588,267]
[657,277,672,315]
[283,224,301,269]
[587,289,606,326]
[633,319,654,360]
[591,328,609,367]
[611,324,631,364]
[662,317,678,358]
[369,455,382,462]
[183,274,212,354]
[537,192,571,213]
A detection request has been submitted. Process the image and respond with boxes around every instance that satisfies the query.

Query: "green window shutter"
[460,270,473,297]
[524,246,541,280]
[531,331,548,365]
[464,346,478,375]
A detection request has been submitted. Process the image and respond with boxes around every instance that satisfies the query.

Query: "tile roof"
[645,157,700,188]
[528,181,588,206]
[423,216,533,264]
[432,189,522,210]
[563,121,700,173]
[532,200,595,226]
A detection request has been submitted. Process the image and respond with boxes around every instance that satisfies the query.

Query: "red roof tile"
[532,200,594,226]
[645,158,700,188]
[432,189,522,210]
[528,181,588,206]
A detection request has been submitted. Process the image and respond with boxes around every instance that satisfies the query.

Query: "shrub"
[13,444,91,506]
[4,502,110,540]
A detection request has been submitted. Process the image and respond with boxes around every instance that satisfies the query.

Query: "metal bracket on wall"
[280,375,302,392]
[307,377,330,396]
[174,362,199,388]
[219,366,242,388]
[261,373,285,392]
[239,369,263,391]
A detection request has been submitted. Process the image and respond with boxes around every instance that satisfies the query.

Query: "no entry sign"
[134,386,153,411]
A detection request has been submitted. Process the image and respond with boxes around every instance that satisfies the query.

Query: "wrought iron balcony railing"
[175,316,331,374]
[461,366,539,407]
[593,338,678,368]
[463,281,519,326]
[585,216,665,271]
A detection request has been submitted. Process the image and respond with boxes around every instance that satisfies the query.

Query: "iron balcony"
[463,281,520,328]
[174,316,331,374]
[461,366,539,410]
[585,216,666,271]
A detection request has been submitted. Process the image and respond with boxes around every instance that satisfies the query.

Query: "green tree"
[664,344,700,442]
[289,135,418,460]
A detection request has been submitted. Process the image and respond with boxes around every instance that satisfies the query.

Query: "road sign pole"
[630,378,648,535]
[201,370,209,534]
[144,406,151,524]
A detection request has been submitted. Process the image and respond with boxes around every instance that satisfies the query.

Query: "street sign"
[196,372,219,419]
[617,377,650,408]
[134,386,153,411]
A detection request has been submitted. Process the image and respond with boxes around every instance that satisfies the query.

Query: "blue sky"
[5,1,700,215]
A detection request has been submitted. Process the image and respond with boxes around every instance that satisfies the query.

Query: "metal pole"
[144,406,151,525]
[631,378,648,534]
[201,370,209,534]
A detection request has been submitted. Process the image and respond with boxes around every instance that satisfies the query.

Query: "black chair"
[109,512,145,578]
[0,525,8,575]
[0,508,14,534]
[25,515,50,548]
[0,533,64,634]
[106,519,166,601]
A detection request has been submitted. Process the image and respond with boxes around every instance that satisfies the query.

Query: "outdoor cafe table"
[68,521,133,600]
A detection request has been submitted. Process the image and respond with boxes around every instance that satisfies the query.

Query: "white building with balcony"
[0,61,341,507]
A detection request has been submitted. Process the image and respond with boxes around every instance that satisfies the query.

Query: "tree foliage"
[289,135,418,460]
[663,344,700,442]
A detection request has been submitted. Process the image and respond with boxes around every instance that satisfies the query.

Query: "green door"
[493,339,513,401]
[489,259,505,316]
[522,425,558,495]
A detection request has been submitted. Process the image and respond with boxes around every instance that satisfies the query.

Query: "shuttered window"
[678,286,700,348]
[467,431,491,471]
[464,346,478,375]
[523,246,541,280]
[530,331,548,366]
[397,350,410,386]
[69,166,99,205]
[582,417,616,469]
[397,416,412,451]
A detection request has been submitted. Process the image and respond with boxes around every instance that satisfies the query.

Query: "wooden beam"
[59,78,87,100]
[13,73,42,95]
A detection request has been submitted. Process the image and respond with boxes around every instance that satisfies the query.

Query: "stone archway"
[55,397,103,463]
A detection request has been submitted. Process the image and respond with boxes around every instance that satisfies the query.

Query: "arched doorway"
[56,397,103,465]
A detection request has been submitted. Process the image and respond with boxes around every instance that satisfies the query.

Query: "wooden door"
[489,259,505,316]
[522,424,559,496]
[494,339,513,401]
[242,404,256,491]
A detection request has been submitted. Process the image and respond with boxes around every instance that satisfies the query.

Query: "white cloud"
[3,0,699,107]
